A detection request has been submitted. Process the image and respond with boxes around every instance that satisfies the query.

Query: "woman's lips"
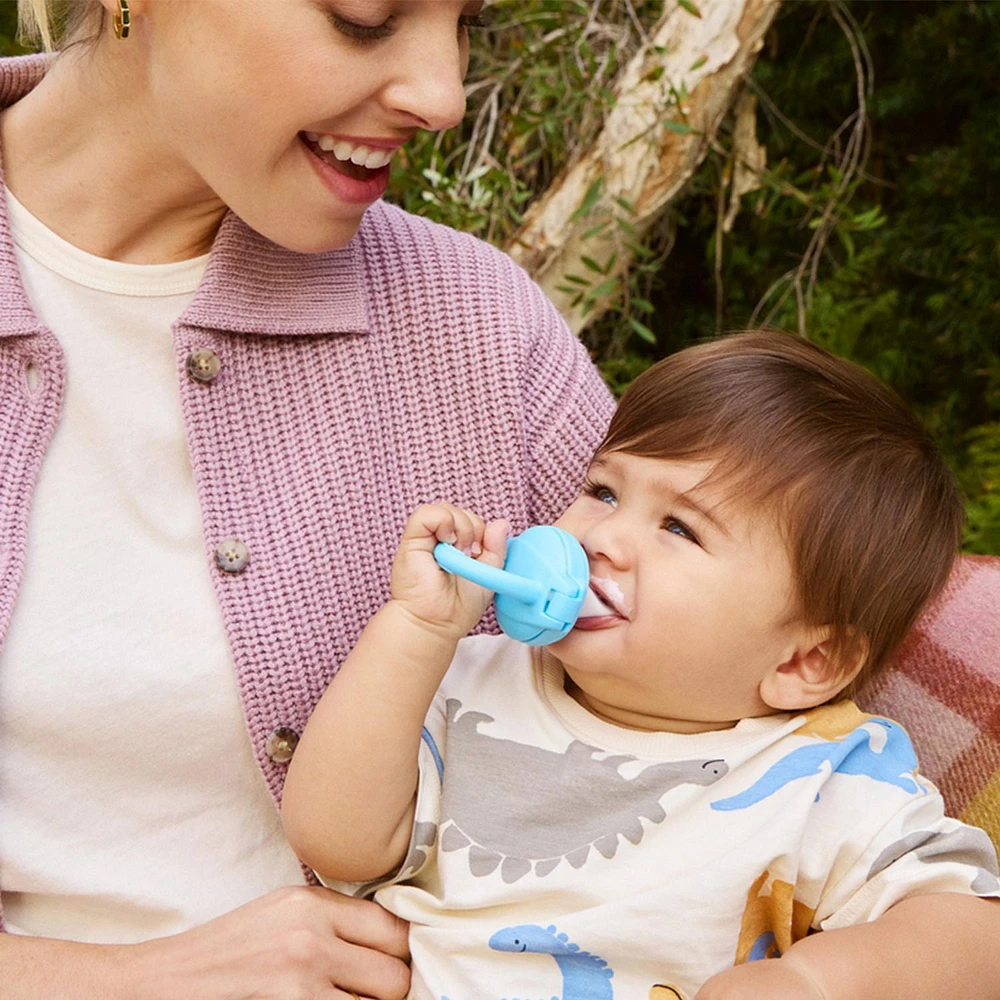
[300,134,390,205]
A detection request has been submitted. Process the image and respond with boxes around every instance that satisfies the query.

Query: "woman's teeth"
[303,132,394,170]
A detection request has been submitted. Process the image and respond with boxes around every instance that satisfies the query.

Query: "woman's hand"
[0,886,410,1000]
[389,503,508,640]
[127,886,411,1000]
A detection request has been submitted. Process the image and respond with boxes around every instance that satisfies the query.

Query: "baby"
[282,330,1000,1000]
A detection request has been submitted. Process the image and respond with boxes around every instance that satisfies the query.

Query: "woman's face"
[131,0,478,251]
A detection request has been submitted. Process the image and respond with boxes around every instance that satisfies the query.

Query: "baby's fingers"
[401,504,460,550]
[440,504,484,556]
[401,504,486,555]
[478,519,510,569]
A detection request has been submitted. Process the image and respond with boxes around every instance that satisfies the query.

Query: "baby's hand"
[390,504,509,641]
[694,958,826,1000]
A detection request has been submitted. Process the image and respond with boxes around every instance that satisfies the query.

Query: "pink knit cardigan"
[0,52,615,909]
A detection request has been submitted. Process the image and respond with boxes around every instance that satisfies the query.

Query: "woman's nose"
[382,30,468,131]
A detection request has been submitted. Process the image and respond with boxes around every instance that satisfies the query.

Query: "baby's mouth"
[577,577,630,620]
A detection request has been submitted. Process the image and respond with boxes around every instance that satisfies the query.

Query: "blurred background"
[3,1,997,552]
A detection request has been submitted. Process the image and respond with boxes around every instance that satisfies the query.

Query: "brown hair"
[601,330,964,689]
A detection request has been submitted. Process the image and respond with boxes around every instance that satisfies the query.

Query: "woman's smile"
[299,132,393,204]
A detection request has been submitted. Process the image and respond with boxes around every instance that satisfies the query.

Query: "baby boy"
[283,330,1000,1000]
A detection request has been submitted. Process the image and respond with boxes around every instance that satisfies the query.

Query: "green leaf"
[689,55,708,71]
[613,196,637,215]
[563,274,591,286]
[580,255,605,273]
[631,297,655,314]
[588,278,619,299]
[678,0,702,16]
[837,227,856,261]
[582,220,611,240]
[663,120,694,135]
[629,317,658,344]
[570,177,604,222]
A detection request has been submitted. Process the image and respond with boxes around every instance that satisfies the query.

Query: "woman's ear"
[759,627,868,712]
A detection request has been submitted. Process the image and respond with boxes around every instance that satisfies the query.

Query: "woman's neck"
[0,46,226,264]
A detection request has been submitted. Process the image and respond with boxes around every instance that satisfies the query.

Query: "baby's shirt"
[329,635,1000,1000]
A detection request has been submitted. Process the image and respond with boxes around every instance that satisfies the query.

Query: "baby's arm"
[695,892,1000,999]
[282,503,508,884]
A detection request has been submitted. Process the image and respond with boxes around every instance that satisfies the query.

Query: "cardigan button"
[186,348,222,383]
[266,727,300,764]
[214,538,250,573]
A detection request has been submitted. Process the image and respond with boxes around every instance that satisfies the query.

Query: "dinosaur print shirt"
[328,635,1000,1000]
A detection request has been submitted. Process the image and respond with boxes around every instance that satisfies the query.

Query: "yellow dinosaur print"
[649,986,686,1000]
[793,701,872,741]
[734,869,816,964]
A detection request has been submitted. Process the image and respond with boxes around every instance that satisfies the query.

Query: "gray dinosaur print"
[439,698,728,883]
[489,923,614,1000]
[867,826,1000,895]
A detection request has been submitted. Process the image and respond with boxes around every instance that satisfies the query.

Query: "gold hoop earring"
[113,0,131,40]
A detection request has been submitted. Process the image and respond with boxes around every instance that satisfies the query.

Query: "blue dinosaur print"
[489,924,614,1000]
[747,931,778,962]
[711,718,922,812]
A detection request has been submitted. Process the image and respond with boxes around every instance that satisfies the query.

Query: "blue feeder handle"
[433,525,590,646]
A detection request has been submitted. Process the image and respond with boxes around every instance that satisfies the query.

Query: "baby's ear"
[759,627,867,712]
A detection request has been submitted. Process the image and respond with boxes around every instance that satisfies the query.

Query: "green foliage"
[964,424,1000,554]
[580,1,1000,552]
[389,0,658,247]
[0,5,30,56]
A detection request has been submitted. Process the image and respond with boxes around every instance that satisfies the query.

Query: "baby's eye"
[582,479,617,508]
[664,517,700,544]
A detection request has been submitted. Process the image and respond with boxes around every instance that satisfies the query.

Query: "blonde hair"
[17,0,104,52]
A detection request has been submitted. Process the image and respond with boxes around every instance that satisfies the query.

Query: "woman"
[0,1,614,996]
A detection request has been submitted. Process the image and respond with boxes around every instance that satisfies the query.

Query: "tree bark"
[504,0,781,335]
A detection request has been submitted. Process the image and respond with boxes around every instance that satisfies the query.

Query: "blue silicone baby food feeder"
[433,525,589,645]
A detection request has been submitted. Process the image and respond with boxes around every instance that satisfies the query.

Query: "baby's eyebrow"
[589,454,733,539]
[673,489,732,539]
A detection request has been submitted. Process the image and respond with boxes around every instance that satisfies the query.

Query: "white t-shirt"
[331,635,1000,1000]
[0,188,305,944]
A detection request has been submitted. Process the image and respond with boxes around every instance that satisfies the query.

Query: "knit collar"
[0,54,369,339]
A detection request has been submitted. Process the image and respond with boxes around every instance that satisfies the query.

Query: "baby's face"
[552,451,814,733]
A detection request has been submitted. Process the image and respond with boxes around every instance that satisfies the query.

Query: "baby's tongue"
[578,586,614,619]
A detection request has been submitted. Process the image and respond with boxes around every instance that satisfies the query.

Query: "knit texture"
[856,555,1000,855]
[0,56,615,928]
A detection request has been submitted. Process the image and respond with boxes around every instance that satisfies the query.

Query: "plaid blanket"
[857,554,1000,855]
